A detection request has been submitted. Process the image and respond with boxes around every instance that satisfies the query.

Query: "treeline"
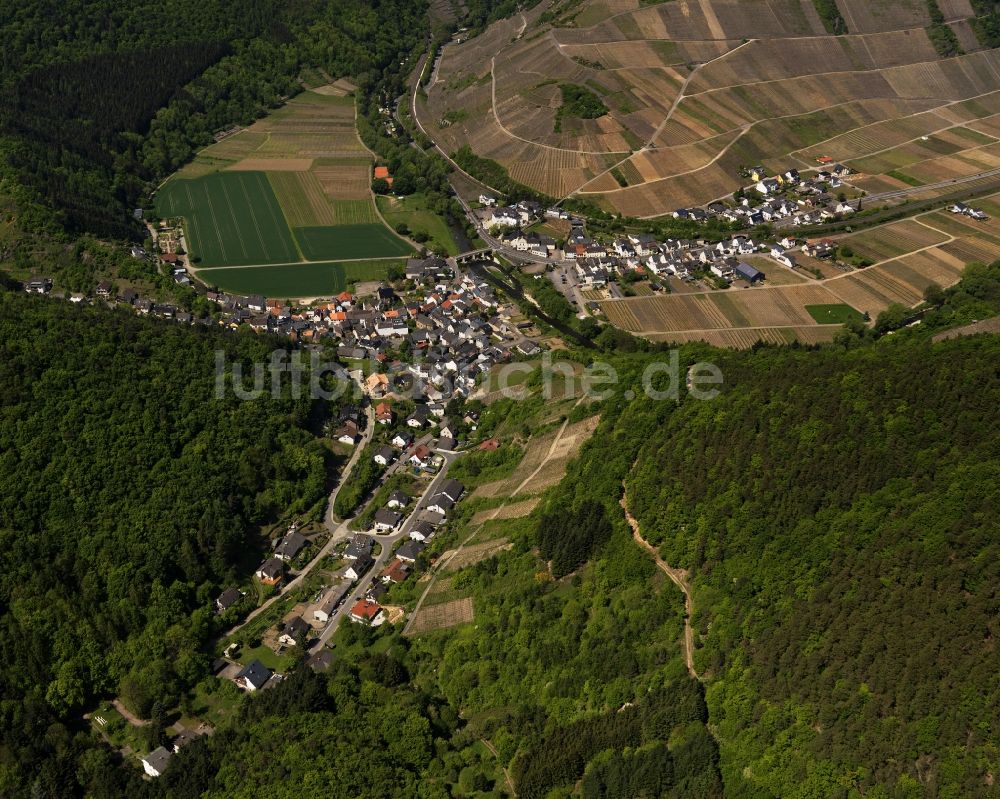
[813,0,848,34]
[926,0,963,56]
[0,0,433,239]
[0,290,329,794]
[971,0,1000,46]
[513,681,716,798]
[0,0,292,237]
[452,144,556,205]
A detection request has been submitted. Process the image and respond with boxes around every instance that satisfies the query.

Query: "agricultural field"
[420,0,1000,217]
[155,88,415,294]
[155,171,300,267]
[406,597,474,634]
[471,415,599,500]
[196,259,401,298]
[806,304,865,324]
[842,220,951,262]
[294,224,412,261]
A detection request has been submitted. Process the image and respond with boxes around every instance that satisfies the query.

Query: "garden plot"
[407,597,474,634]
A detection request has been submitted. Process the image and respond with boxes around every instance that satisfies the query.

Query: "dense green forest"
[623,273,1000,797]
[0,291,330,795]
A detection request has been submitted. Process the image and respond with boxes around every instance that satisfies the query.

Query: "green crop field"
[156,172,300,266]
[330,199,381,224]
[806,304,865,324]
[293,224,413,260]
[197,259,402,297]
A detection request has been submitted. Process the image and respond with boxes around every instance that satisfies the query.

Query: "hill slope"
[420,0,1000,215]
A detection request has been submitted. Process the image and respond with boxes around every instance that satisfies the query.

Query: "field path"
[481,737,517,796]
[570,39,754,197]
[620,492,698,680]
[112,699,149,727]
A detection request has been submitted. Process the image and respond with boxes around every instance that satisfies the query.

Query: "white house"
[142,747,173,778]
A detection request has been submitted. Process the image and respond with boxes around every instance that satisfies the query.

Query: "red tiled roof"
[350,599,381,620]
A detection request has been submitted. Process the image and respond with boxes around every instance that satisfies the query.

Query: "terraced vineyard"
[600,192,1000,345]
[421,0,1000,217]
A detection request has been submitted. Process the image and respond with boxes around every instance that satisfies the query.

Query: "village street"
[311,448,462,648]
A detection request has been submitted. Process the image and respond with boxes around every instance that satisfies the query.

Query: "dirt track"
[620,494,698,680]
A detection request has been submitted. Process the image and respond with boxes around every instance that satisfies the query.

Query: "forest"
[623,268,1000,797]
[0,290,330,795]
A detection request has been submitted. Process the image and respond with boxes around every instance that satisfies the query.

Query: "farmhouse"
[374,445,396,467]
[142,747,173,778]
[278,616,310,646]
[344,533,373,560]
[395,539,426,563]
[215,587,243,614]
[373,508,403,532]
[380,558,411,584]
[735,262,765,284]
[410,520,436,542]
[409,444,432,468]
[387,490,411,509]
[344,551,374,580]
[274,531,308,561]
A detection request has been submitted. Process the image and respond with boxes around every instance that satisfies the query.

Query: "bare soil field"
[470,497,540,526]
[441,539,514,572]
[472,415,599,499]
[407,597,474,634]
[228,158,314,172]
[315,162,372,200]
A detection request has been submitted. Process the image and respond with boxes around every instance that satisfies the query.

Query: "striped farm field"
[329,199,381,225]
[600,284,836,334]
[156,88,421,274]
[294,223,412,261]
[842,221,950,262]
[646,326,840,348]
[268,172,335,226]
[314,161,371,200]
[155,171,300,267]
[196,259,401,298]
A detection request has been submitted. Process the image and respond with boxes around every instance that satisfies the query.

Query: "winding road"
[224,374,374,639]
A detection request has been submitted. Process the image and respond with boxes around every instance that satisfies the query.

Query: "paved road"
[312,449,461,648]
[224,376,373,639]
